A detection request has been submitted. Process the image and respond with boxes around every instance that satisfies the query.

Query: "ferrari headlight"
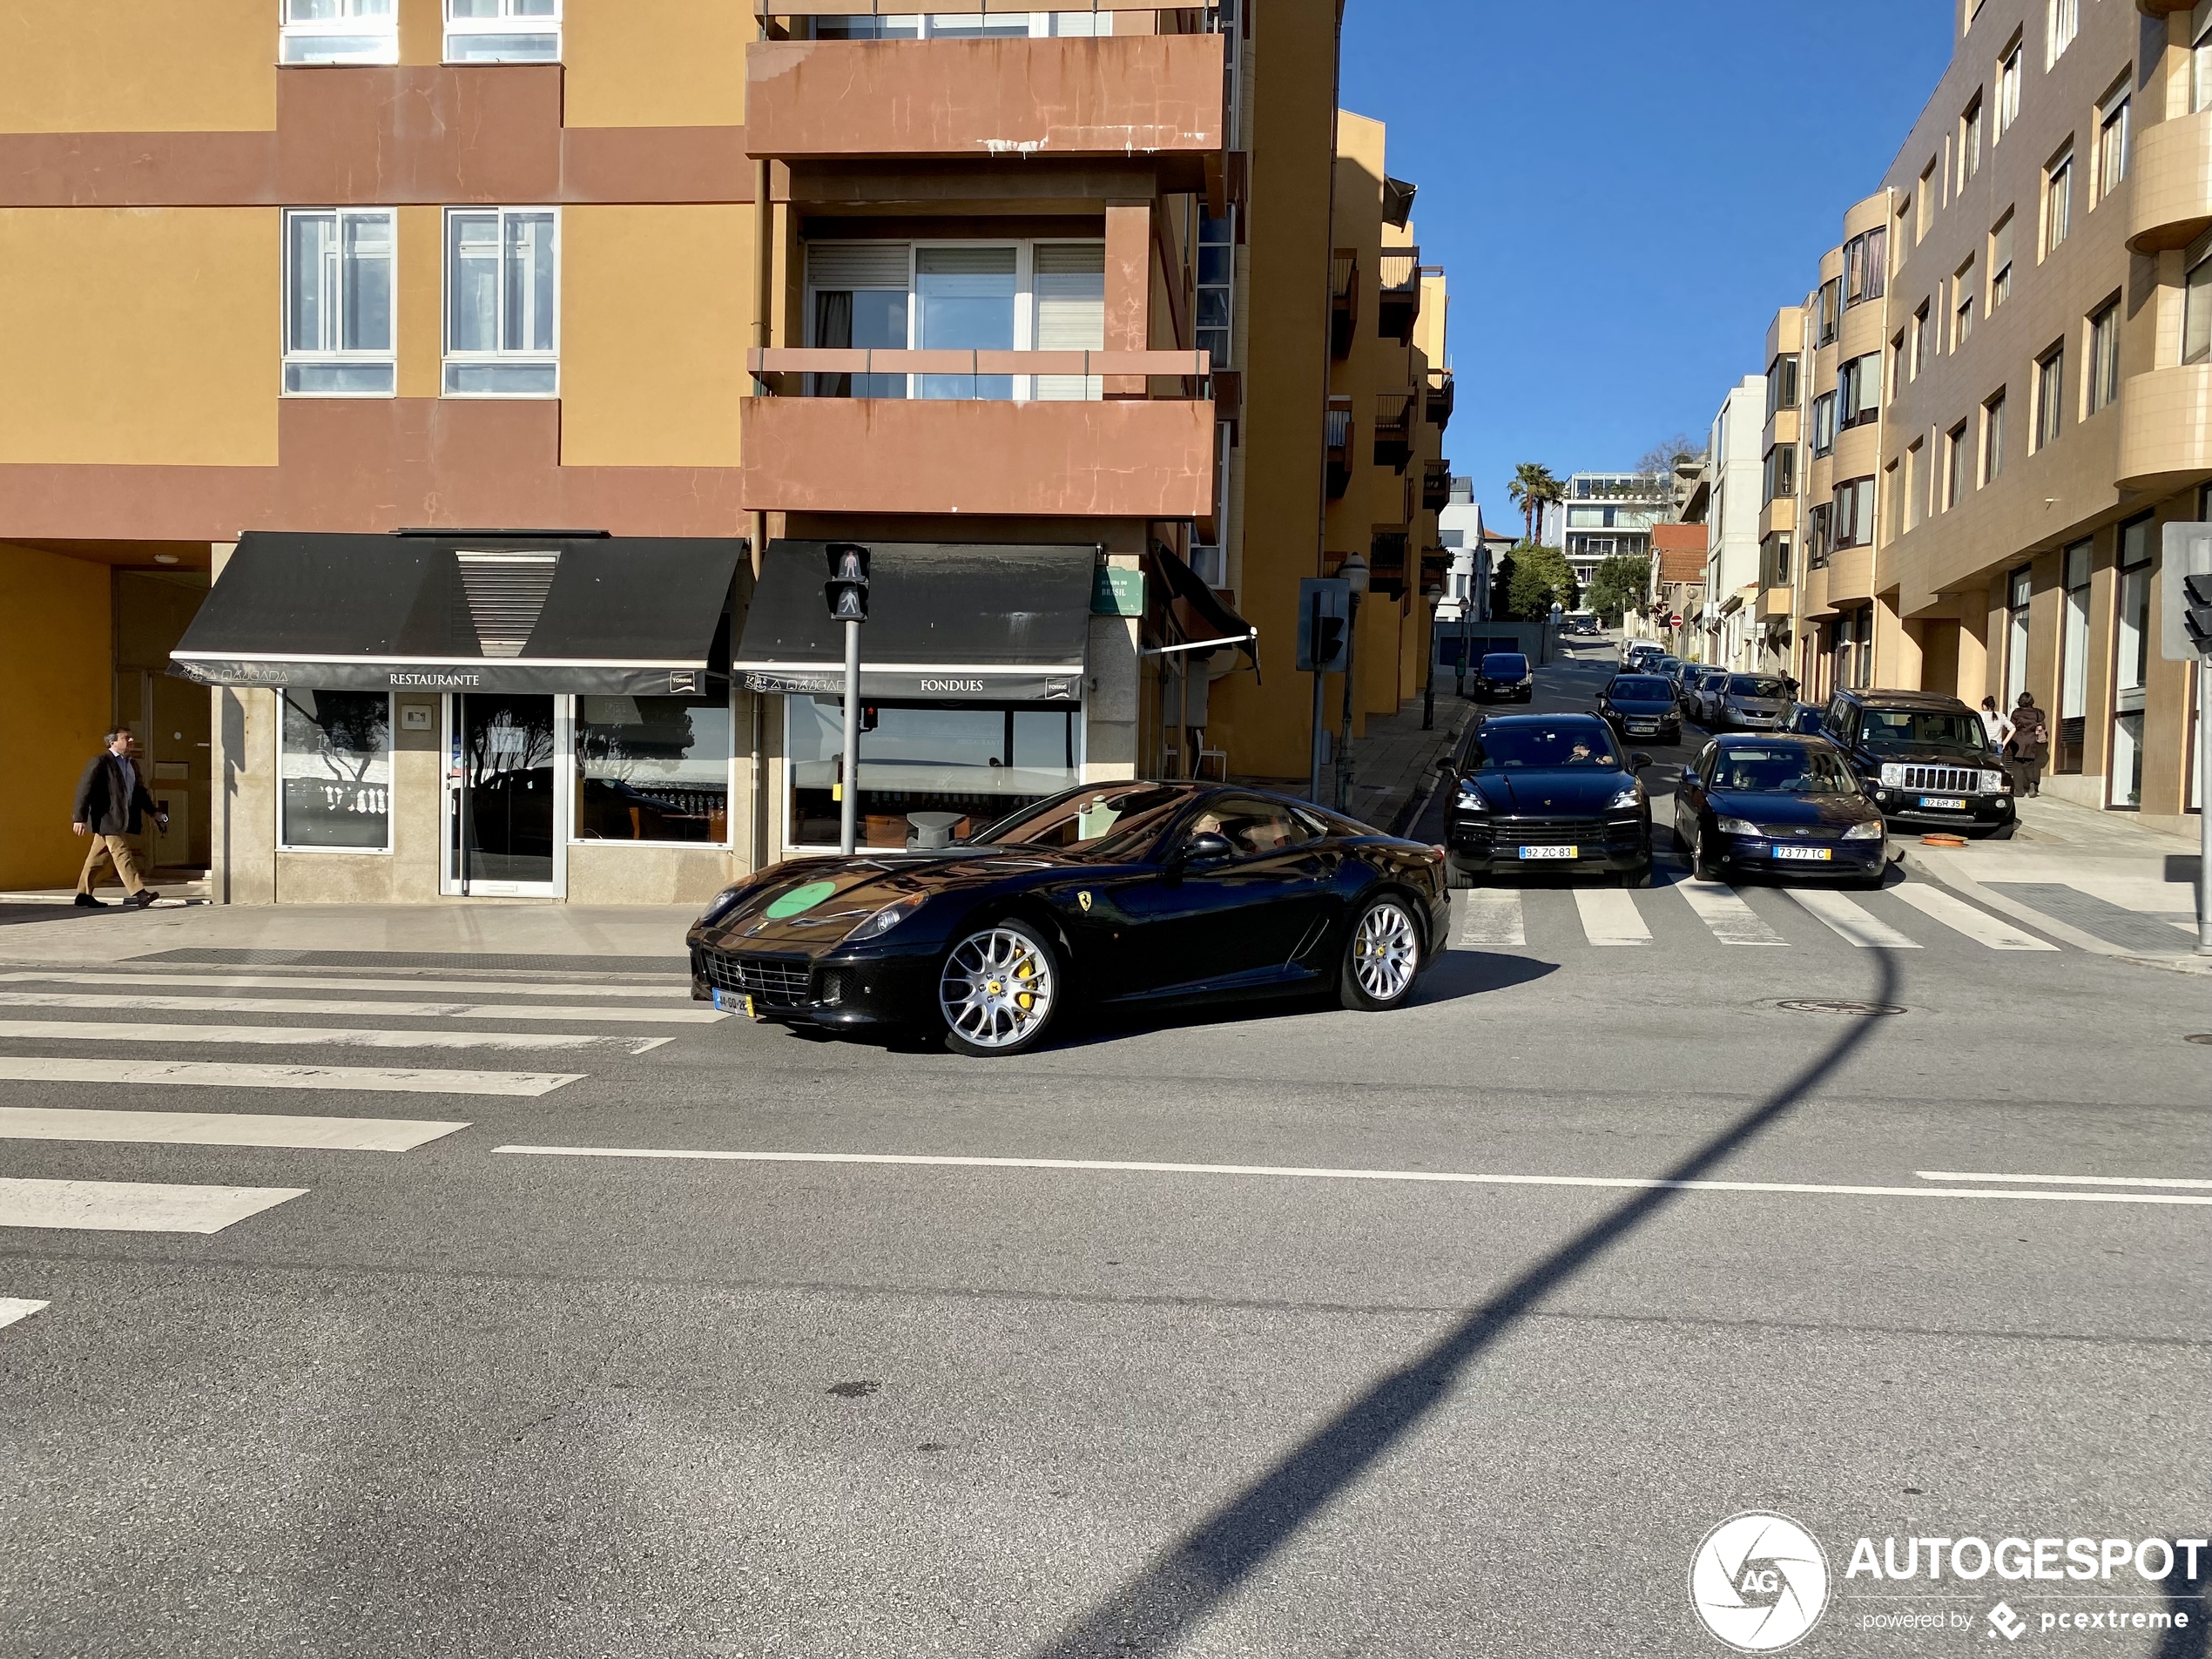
[698,885,747,927]
[1980,770,2008,793]
[1842,819,1885,840]
[1716,816,1761,837]
[1605,786,1642,810]
[842,894,927,944]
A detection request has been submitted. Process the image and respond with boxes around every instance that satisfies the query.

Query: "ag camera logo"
[1690,1512,1831,1652]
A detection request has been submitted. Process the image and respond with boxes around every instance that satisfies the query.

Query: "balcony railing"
[1419,546,1449,597]
[1330,250,1359,360]
[1325,395,1352,499]
[747,347,1211,400]
[1369,529,1411,599]
[1425,368,1454,430]
[1421,457,1451,513]
[1377,248,1421,345]
[762,2,1226,25]
[1372,392,1415,473]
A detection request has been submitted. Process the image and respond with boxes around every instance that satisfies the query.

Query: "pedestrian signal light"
[1297,577,1353,673]
[2185,573,2212,657]
[824,542,871,624]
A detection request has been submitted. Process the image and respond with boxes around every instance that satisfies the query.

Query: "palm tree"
[1507,462,1566,546]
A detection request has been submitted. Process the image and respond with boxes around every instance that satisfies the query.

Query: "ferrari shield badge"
[1077,890,1093,912]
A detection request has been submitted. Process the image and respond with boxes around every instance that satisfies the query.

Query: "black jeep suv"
[1802,687,2017,838]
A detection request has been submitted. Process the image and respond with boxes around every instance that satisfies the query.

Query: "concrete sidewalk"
[1342,692,1481,834]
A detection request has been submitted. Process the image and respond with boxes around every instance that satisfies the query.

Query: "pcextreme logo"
[1689,1512,1831,1652]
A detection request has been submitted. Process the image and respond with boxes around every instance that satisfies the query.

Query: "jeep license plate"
[1518,845,1578,860]
[1919,796,1967,810]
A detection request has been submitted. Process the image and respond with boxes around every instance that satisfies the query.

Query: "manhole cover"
[2187,1035,2212,1047]
[1776,999,1908,1016]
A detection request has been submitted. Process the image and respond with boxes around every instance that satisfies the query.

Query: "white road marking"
[0,1020,671,1054]
[491,1146,2212,1208]
[0,1178,306,1233]
[1453,890,1525,948]
[1676,881,1789,946]
[1573,887,1651,946]
[0,971,686,999]
[0,992,722,1024]
[1888,885,2059,950]
[1917,1170,2212,1190]
[0,1298,49,1330]
[0,1106,468,1152]
[1786,888,1921,948]
[0,1057,577,1096]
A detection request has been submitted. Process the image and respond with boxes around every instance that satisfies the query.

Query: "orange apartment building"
[0,0,1412,904]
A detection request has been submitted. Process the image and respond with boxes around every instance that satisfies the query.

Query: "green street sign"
[1092,567,1144,617]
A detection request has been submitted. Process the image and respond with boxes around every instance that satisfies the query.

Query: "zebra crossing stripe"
[0,1020,671,1054]
[0,1298,47,1330]
[1676,881,1789,946]
[0,1057,579,1096]
[0,1106,469,1152]
[1787,889,1921,949]
[1573,888,1651,946]
[0,1177,306,1234]
[1454,890,1525,948]
[0,992,722,1025]
[0,971,688,1000]
[1888,884,2059,950]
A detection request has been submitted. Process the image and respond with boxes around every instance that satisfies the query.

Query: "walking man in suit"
[71,726,165,909]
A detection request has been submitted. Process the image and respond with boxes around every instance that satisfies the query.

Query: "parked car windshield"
[1710,747,1859,794]
[1608,678,1673,698]
[974,784,1191,858]
[1480,654,1528,676]
[1727,676,1791,698]
[1858,708,1989,752]
[1473,723,1619,769]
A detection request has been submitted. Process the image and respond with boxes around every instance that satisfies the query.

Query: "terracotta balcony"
[2116,362,2212,489]
[739,348,1216,517]
[2129,110,2212,253]
[745,23,1224,161]
[1757,584,1794,619]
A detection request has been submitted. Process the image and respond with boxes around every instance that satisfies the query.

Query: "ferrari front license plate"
[712,988,761,1020]
[1519,845,1577,860]
[1919,796,1967,810]
[1772,846,1831,861]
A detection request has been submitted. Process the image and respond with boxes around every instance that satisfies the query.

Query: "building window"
[1764,532,1793,586]
[1839,353,1882,430]
[2197,3,2212,114]
[280,0,397,64]
[1765,352,1800,414]
[1807,502,1833,568]
[1918,158,1938,242]
[1996,37,2022,139]
[1888,328,1907,401]
[2033,344,2065,451]
[1817,277,1841,346]
[2087,300,2120,413]
[446,0,561,63]
[1953,260,1976,348]
[1763,443,1797,504]
[806,11,1116,37]
[1989,211,2014,308]
[2096,86,2130,200]
[1832,476,1877,550]
[1196,213,1233,369]
[2110,515,2154,807]
[1905,439,1925,529]
[2046,0,2078,68]
[2056,537,2091,772]
[279,691,392,851]
[1844,226,1887,307]
[443,207,557,396]
[1982,390,2006,483]
[1912,300,1932,380]
[1809,392,1838,458]
[574,692,732,845]
[283,209,395,396]
[2044,148,2073,253]
[1960,93,1984,187]
[1945,421,1970,508]
[2185,249,2212,366]
[2004,566,2033,707]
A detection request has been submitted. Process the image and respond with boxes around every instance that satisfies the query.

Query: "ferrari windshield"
[971,784,1190,859]
[1472,723,1619,769]
[1858,709,1989,752]
[1709,748,1858,794]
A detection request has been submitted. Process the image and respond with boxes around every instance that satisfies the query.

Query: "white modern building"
[1700,374,1766,668]
[1436,477,1488,623]
[1561,470,1669,591]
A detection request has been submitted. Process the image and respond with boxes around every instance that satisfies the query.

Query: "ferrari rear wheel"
[937,920,1061,1056]
[1339,895,1422,1012]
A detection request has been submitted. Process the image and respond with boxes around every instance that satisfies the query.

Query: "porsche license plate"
[1919,796,1967,810]
[1771,846,1831,861]
[1519,845,1577,860]
[712,988,760,1020]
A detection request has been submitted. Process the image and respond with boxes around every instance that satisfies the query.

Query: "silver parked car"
[1686,666,1731,727]
[1711,672,1795,732]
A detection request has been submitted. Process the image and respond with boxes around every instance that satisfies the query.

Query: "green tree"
[1506,462,1564,546]
[1586,554,1652,626]
[1503,543,1575,620]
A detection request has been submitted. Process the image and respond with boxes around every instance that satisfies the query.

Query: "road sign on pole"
[824,543,871,856]
[2159,524,2212,954]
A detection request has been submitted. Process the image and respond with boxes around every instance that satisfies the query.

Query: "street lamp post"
[824,543,871,856]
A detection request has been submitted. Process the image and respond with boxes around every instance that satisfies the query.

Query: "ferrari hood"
[698,851,1078,949]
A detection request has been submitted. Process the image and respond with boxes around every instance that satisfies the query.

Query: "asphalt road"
[3,640,2209,1658]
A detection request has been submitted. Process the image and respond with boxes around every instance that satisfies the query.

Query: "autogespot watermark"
[1689,1516,2207,1649]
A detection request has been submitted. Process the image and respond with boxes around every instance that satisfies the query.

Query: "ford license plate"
[1772,846,1831,861]
[1519,845,1577,860]
[1919,796,1967,810]
[711,988,760,1020]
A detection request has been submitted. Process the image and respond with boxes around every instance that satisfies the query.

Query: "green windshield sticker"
[765,880,840,920]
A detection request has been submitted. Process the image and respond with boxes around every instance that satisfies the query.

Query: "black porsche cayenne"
[686,781,1452,1056]
[1445,713,1655,887]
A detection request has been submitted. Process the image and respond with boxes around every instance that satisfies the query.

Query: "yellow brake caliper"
[1014,953,1037,1013]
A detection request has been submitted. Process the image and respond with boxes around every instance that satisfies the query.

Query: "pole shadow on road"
[1028,954,1905,1659]
[2154,1549,2210,1659]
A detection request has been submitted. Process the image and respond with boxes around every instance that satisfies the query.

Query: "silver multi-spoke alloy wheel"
[938,923,1057,1053]
[1348,899,1420,1006]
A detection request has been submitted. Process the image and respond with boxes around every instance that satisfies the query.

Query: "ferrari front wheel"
[937,920,1061,1056]
[1339,895,1422,1012]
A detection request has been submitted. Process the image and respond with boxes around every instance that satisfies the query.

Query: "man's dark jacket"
[73,752,158,837]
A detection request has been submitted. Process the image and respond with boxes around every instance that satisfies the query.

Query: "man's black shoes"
[129,891,160,908]
[73,893,104,908]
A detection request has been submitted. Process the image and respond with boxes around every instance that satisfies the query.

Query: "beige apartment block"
[1756,0,2209,819]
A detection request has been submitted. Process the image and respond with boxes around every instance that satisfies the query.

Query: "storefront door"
[442,693,568,896]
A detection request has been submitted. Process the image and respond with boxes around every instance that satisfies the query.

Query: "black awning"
[1143,545,1260,678]
[171,532,745,695]
[735,541,1094,703]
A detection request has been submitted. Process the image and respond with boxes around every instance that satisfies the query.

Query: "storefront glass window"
[574,693,731,843]
[280,691,391,849]
[787,698,1081,850]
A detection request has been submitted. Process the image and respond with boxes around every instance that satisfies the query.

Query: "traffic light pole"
[839,614,861,857]
[2199,653,2210,954]
[1308,588,1326,805]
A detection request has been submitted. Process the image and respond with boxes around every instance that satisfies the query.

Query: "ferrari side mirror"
[1179,831,1234,865]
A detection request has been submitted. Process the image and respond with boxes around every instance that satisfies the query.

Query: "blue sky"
[1339,0,1955,538]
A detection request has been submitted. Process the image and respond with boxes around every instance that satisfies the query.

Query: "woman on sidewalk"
[2006,691,2048,798]
[1978,695,2012,754]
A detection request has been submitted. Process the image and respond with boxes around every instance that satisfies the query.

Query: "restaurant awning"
[735,541,1094,703]
[171,532,746,695]
[1143,543,1260,678]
